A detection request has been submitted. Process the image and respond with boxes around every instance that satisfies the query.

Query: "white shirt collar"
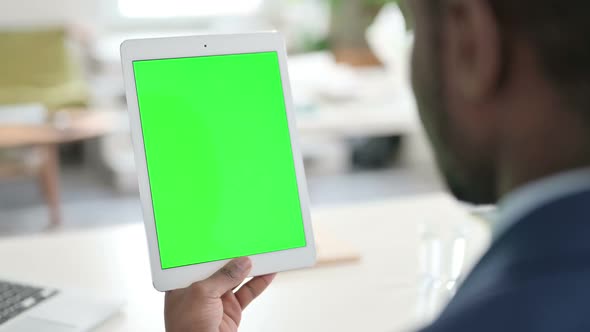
[494,167,590,240]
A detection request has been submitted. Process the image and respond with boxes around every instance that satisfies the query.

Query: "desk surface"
[0,110,118,148]
[0,193,490,332]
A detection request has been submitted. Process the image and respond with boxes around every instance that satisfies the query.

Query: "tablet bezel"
[120,32,316,292]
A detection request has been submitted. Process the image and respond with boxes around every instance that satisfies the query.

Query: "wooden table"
[0,109,119,225]
[0,193,490,332]
[0,110,118,149]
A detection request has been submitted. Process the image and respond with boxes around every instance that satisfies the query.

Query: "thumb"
[202,257,252,297]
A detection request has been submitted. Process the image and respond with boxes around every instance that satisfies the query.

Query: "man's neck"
[493,44,590,198]
[498,129,590,199]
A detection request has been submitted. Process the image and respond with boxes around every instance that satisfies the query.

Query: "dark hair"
[432,1,590,121]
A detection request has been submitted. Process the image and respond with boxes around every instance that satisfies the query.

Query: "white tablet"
[120,32,316,292]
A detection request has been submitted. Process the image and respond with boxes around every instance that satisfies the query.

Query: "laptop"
[0,279,122,331]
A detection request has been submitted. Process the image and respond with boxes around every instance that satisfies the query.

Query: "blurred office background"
[0,0,443,234]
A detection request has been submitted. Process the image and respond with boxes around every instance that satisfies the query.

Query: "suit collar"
[440,189,590,319]
[495,167,590,240]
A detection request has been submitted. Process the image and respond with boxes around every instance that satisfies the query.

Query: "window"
[118,0,263,18]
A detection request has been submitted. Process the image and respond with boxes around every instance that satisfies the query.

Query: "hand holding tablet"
[164,257,276,332]
[121,32,316,291]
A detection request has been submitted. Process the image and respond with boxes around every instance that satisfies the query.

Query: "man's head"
[408,0,590,204]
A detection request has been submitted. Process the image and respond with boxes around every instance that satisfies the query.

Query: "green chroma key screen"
[133,51,307,269]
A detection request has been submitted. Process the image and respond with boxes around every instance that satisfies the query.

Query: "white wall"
[0,0,291,31]
[0,0,104,27]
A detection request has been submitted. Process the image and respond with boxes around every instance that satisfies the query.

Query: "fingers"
[220,291,243,324]
[235,273,277,310]
[199,257,252,297]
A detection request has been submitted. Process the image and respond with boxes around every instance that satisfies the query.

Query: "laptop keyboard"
[0,281,59,325]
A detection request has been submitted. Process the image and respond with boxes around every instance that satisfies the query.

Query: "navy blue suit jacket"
[421,190,590,332]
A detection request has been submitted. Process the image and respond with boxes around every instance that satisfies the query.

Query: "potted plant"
[329,0,403,66]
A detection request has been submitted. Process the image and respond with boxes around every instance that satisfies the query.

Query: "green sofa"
[0,27,89,111]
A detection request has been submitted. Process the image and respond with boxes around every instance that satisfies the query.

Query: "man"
[165,0,590,331]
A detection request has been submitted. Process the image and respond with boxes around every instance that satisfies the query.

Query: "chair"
[0,27,90,226]
[0,27,89,111]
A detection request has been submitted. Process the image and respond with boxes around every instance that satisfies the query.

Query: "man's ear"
[444,0,502,101]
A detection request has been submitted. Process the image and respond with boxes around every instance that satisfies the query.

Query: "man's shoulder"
[421,190,590,332]
[421,266,590,332]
